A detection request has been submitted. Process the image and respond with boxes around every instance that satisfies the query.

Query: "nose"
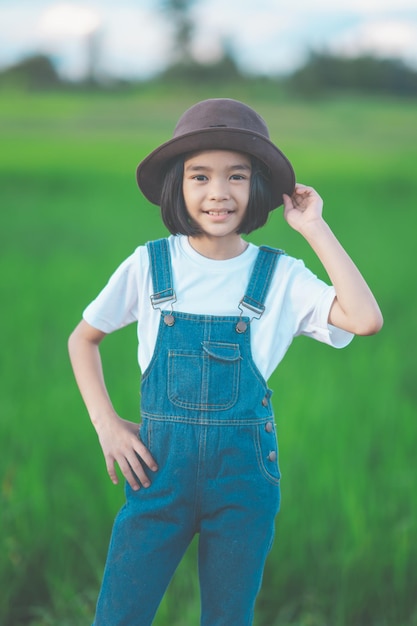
[208,178,230,201]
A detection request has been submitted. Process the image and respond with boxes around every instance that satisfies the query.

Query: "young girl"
[68,98,383,625]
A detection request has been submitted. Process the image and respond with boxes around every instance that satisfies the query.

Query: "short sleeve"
[83,250,140,333]
[283,258,354,349]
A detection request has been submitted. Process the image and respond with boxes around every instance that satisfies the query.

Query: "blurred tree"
[0,54,61,90]
[160,0,198,65]
[288,51,417,97]
[85,29,103,84]
[161,50,242,83]
[158,1,243,83]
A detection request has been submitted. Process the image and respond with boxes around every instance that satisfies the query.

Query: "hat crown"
[173,98,270,140]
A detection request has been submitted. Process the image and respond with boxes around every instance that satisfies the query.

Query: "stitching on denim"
[141,411,273,425]
[167,350,240,410]
[242,247,282,312]
[254,425,280,486]
[147,238,175,301]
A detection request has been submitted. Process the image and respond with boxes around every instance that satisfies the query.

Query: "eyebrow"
[184,163,252,172]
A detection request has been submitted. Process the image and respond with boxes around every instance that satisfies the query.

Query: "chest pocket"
[168,341,241,410]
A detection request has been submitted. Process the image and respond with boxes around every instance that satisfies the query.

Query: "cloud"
[190,3,301,73]
[330,19,417,65]
[38,3,101,38]
[189,1,417,74]
[99,7,172,79]
[0,5,45,66]
[39,3,172,79]
[1,0,417,78]
[276,0,417,12]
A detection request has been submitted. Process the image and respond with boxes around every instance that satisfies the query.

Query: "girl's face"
[183,150,251,253]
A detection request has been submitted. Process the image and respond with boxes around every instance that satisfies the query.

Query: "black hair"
[159,154,274,236]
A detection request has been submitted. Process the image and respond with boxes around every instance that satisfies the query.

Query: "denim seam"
[254,426,280,486]
[140,412,273,425]
[167,351,240,411]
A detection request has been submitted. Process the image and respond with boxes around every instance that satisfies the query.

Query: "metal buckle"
[150,293,177,326]
[236,299,264,333]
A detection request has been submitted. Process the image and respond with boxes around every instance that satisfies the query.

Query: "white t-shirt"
[83,235,353,381]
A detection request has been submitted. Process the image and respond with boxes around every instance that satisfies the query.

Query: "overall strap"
[146,238,176,308]
[240,246,284,318]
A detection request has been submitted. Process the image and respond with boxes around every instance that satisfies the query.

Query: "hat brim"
[136,127,295,209]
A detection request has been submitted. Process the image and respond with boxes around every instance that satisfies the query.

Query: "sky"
[1,0,417,81]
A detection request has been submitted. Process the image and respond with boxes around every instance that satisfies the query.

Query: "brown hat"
[136,98,295,209]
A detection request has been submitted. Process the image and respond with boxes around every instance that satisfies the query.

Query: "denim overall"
[94,239,283,626]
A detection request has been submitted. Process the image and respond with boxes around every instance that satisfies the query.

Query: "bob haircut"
[159,154,274,236]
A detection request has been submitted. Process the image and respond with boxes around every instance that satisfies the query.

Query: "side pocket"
[139,419,152,451]
[254,422,281,486]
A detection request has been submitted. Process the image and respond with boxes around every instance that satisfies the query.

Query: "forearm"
[301,219,383,335]
[68,323,117,428]
[68,320,157,489]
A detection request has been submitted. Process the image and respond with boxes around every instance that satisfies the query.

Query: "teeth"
[207,210,230,215]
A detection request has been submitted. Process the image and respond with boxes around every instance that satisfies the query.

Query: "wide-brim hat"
[136,98,295,209]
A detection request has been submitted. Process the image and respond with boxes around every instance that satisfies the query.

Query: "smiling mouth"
[204,210,234,216]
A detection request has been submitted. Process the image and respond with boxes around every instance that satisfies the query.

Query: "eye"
[192,174,208,181]
[230,174,248,181]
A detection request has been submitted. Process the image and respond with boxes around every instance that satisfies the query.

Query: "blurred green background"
[1,79,416,626]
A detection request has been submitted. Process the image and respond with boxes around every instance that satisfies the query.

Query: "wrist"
[299,217,330,242]
[90,406,119,431]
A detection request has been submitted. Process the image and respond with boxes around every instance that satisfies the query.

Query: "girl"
[68,98,383,625]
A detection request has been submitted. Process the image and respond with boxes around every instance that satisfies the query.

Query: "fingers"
[104,438,159,492]
[294,183,313,192]
[118,452,151,491]
[283,184,315,209]
[128,439,158,491]
[287,184,323,212]
[282,192,291,207]
[105,452,149,492]
[292,185,314,205]
[105,457,120,486]
[96,416,159,491]
[135,438,158,473]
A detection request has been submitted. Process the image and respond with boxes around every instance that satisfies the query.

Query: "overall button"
[236,320,247,333]
[268,451,277,462]
[164,314,175,326]
[265,421,273,433]
[261,396,269,407]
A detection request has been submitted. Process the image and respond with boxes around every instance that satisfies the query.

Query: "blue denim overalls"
[94,239,283,626]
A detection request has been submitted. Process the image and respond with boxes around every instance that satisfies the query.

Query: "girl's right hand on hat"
[95,412,158,491]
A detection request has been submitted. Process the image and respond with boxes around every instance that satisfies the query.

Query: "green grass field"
[1,82,416,625]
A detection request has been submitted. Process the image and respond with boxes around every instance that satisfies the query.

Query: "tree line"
[2,49,417,98]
